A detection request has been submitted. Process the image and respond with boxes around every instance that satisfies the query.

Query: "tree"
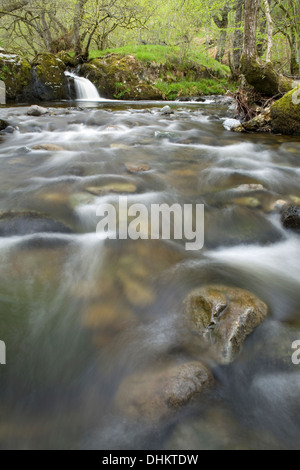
[212,2,231,63]
[0,0,29,18]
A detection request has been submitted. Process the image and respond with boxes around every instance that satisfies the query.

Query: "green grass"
[89,44,230,77]
[156,79,236,99]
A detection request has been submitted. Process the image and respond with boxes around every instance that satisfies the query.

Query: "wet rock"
[82,300,136,348]
[0,211,73,237]
[115,361,214,422]
[184,285,268,364]
[32,144,65,151]
[30,53,68,101]
[269,199,288,213]
[27,105,49,117]
[85,183,137,196]
[233,197,262,209]
[125,163,151,174]
[281,206,300,232]
[166,405,280,450]
[160,105,173,116]
[223,119,241,131]
[204,206,282,248]
[117,269,156,308]
[0,119,9,131]
[2,126,15,134]
[242,110,271,133]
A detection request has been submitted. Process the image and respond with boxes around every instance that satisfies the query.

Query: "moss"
[271,85,300,135]
[80,53,233,100]
[0,53,31,100]
[56,51,76,67]
[31,53,68,101]
[241,55,279,96]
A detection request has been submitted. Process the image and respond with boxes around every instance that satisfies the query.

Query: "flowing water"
[0,98,300,450]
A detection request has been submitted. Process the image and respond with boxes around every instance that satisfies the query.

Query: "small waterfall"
[65,71,105,101]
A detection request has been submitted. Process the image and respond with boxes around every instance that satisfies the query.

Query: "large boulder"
[271,85,300,135]
[80,54,163,100]
[184,285,268,364]
[29,53,68,101]
[0,51,31,101]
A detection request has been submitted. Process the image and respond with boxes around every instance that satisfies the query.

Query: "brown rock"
[115,361,214,422]
[184,285,268,364]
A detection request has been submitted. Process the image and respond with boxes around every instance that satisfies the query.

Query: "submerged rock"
[115,361,214,422]
[32,144,65,151]
[125,163,151,174]
[271,85,300,135]
[0,211,73,237]
[184,285,268,364]
[85,183,137,195]
[281,206,300,232]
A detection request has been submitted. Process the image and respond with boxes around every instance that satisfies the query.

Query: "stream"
[0,99,299,450]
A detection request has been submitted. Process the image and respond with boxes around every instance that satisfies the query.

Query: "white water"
[65,71,106,101]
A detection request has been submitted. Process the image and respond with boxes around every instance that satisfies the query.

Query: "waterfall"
[65,71,105,101]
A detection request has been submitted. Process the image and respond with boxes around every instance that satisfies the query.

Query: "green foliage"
[156,78,236,99]
[89,44,230,77]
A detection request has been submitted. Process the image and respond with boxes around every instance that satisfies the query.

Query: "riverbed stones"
[85,183,137,196]
[32,143,65,151]
[184,285,268,364]
[115,361,214,422]
[125,163,151,174]
[281,205,300,232]
[0,211,73,237]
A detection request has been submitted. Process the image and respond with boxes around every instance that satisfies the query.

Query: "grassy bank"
[89,45,236,98]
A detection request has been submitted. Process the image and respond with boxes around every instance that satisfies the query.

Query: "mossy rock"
[241,56,279,97]
[30,53,68,101]
[81,54,163,100]
[0,52,31,101]
[271,85,300,135]
[56,52,76,67]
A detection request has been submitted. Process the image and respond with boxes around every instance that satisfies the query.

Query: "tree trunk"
[233,0,244,72]
[242,0,260,60]
[0,0,29,18]
[264,0,273,63]
[241,0,294,96]
[73,0,88,58]
[213,3,231,63]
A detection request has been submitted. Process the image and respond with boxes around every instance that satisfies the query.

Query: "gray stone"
[0,81,5,104]
[27,105,49,117]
